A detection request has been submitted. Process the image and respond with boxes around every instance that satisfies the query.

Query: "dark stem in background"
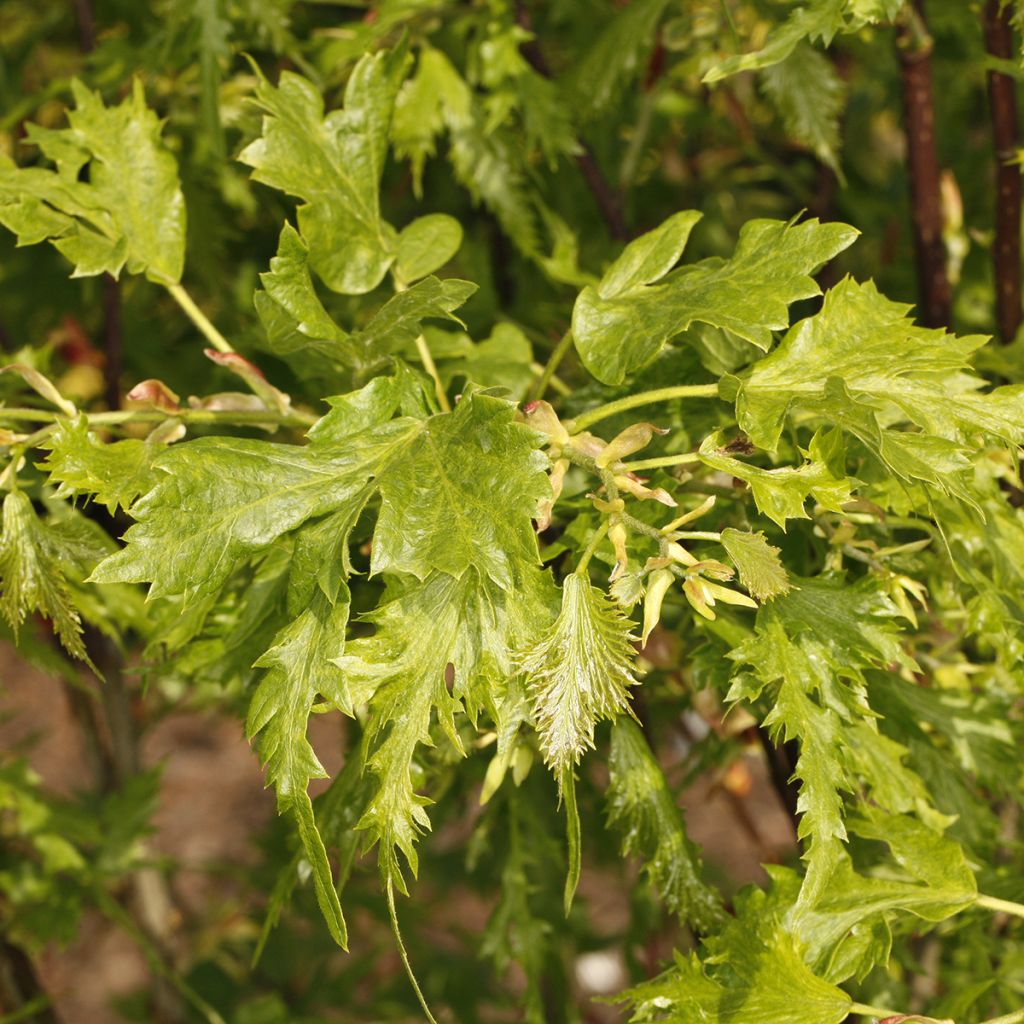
[896,0,951,328]
[756,726,801,840]
[984,0,1022,344]
[72,0,95,51]
[0,940,64,1023]
[515,1,629,240]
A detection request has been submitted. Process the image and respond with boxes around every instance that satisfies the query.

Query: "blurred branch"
[896,0,951,328]
[0,939,62,1023]
[984,0,1022,343]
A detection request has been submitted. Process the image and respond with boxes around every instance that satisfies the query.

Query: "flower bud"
[596,423,668,468]
[521,400,570,447]
[642,568,675,645]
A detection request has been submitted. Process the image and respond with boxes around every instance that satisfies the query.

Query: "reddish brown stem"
[896,1,951,328]
[984,0,1022,343]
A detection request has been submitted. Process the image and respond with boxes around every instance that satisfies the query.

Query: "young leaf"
[573,215,857,384]
[394,213,463,284]
[0,80,186,283]
[607,719,724,930]
[519,574,639,777]
[720,528,793,600]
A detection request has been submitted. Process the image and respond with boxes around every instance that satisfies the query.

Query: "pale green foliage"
[735,279,1024,500]
[0,80,186,283]
[573,214,857,384]
[0,491,110,662]
[607,719,723,930]
[720,528,792,600]
[519,574,638,776]
[394,214,463,284]
[41,416,158,514]
[700,429,852,528]
[240,48,407,294]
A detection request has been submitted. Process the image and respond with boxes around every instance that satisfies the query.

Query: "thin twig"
[567,384,721,433]
[528,329,574,402]
[896,1,951,328]
[165,283,235,354]
[983,0,1022,343]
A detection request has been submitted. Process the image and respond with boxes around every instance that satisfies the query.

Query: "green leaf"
[573,215,857,384]
[340,566,552,889]
[564,0,672,121]
[735,279,1024,496]
[247,590,351,948]
[90,417,422,601]
[699,429,853,529]
[370,389,549,588]
[239,48,408,294]
[394,213,463,284]
[39,416,159,514]
[0,80,186,284]
[520,573,638,777]
[0,490,105,662]
[624,886,853,1024]
[607,718,724,930]
[254,223,353,371]
[720,528,792,600]
[761,44,845,173]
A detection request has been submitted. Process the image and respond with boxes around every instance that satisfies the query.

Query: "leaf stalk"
[568,384,721,433]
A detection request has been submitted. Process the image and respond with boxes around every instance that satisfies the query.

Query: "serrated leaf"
[573,215,857,384]
[607,718,724,930]
[624,886,852,1024]
[699,428,853,528]
[721,528,792,600]
[394,213,463,283]
[370,389,549,588]
[564,0,671,120]
[0,80,185,284]
[339,566,553,889]
[40,416,159,514]
[761,44,845,173]
[0,491,105,662]
[520,574,638,777]
[247,589,351,948]
[239,49,407,294]
[735,280,1024,499]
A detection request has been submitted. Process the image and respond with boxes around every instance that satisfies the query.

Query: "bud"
[596,422,668,468]
[521,399,570,447]
[536,457,569,531]
[665,542,698,567]
[641,568,675,645]
[614,474,677,506]
[608,520,629,581]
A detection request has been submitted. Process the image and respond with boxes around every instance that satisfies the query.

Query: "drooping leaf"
[0,80,186,284]
[573,215,857,384]
[0,490,107,662]
[519,573,639,778]
[247,589,351,948]
[607,718,723,930]
[761,44,846,173]
[564,0,672,120]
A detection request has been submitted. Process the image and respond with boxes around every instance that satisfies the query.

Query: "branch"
[895,1,951,328]
[984,0,1022,343]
